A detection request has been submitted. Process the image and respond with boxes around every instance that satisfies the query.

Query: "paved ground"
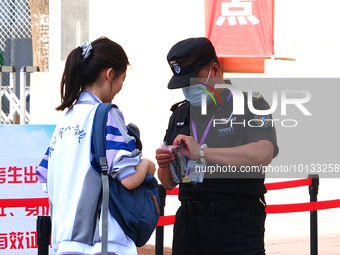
[139,234,340,255]
[266,234,340,255]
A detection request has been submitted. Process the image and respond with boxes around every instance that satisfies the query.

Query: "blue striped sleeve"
[39,158,49,169]
[106,140,135,152]
[36,147,49,184]
[106,126,121,136]
[105,109,140,178]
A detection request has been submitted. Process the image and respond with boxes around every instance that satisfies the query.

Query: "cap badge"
[172,63,181,74]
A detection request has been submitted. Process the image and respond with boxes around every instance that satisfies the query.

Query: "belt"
[181,196,264,216]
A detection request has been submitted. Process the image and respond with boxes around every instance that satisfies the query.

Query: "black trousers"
[172,199,266,255]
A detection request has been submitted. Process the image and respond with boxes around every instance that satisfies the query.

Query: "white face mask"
[182,67,213,106]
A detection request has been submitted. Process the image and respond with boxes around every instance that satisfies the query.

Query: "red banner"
[206,0,274,57]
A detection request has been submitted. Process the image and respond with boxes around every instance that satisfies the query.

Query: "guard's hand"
[155,147,174,168]
[173,134,200,160]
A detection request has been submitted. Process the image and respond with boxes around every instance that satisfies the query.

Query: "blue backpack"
[92,103,160,252]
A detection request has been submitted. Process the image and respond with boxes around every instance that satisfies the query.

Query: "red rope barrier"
[265,178,312,191]
[156,199,340,226]
[157,215,176,226]
[266,199,340,214]
[1,179,338,228]
[166,178,313,196]
[4,197,338,226]
[166,188,179,196]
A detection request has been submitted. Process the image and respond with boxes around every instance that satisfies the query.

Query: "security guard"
[156,37,278,255]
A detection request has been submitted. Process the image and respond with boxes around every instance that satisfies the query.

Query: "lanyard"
[192,108,221,145]
[191,91,232,145]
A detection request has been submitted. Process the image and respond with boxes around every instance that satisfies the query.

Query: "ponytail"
[56,47,83,111]
[56,37,129,111]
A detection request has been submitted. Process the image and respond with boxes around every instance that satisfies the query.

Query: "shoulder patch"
[176,121,185,127]
[170,100,188,112]
[253,114,272,128]
[252,91,263,99]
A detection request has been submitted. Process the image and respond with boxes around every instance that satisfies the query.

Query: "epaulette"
[224,79,232,85]
[170,100,188,112]
[251,91,263,102]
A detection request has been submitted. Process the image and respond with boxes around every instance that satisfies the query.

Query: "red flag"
[206,0,274,57]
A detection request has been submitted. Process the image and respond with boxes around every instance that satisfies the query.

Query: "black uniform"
[164,88,279,255]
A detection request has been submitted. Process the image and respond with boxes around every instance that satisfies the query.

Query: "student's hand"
[155,147,174,168]
[173,134,200,160]
[140,158,156,175]
[147,159,156,175]
[122,158,156,190]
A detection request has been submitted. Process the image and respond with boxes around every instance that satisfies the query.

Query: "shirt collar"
[77,90,102,104]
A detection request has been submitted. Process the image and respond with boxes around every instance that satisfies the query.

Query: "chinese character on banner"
[0,167,6,184]
[7,166,23,184]
[25,205,49,216]
[0,207,6,217]
[0,231,38,250]
[0,166,40,184]
[9,232,18,249]
[0,233,7,249]
[24,166,39,184]
[216,0,260,26]
[26,231,38,249]
[206,0,274,56]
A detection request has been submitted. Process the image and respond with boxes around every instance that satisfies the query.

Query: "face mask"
[182,67,213,106]
[182,83,208,106]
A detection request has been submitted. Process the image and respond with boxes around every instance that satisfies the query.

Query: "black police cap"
[167,37,218,89]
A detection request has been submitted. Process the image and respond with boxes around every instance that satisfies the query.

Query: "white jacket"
[37,91,139,255]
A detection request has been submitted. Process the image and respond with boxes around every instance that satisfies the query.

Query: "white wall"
[269,0,340,75]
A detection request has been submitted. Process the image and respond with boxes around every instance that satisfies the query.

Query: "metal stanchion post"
[37,216,51,255]
[155,185,166,255]
[19,66,39,124]
[308,174,319,255]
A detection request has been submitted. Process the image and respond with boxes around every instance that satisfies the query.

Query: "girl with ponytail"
[36,37,155,255]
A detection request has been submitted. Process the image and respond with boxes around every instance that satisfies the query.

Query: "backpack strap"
[92,103,113,255]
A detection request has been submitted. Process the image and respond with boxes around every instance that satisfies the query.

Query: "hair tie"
[79,41,92,60]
